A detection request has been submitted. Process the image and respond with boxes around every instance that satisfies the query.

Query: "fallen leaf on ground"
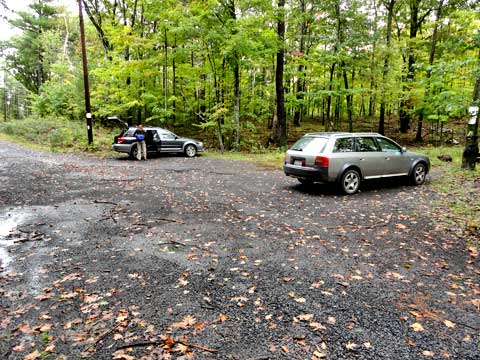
[309,322,326,331]
[23,350,41,360]
[296,314,314,321]
[410,322,424,332]
[444,320,456,328]
[173,315,196,329]
[422,350,435,357]
[345,342,358,351]
[39,324,53,332]
[313,350,327,358]
[13,344,25,352]
[44,344,55,352]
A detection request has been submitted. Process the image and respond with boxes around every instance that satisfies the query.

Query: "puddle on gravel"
[0,210,30,272]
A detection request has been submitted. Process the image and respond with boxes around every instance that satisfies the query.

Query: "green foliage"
[1,0,479,150]
[4,0,60,94]
[32,63,84,120]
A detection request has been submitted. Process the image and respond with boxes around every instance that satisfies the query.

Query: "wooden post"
[462,106,479,170]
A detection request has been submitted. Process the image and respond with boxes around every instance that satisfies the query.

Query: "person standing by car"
[135,125,147,160]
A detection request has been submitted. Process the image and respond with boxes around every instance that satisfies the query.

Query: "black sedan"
[112,126,204,159]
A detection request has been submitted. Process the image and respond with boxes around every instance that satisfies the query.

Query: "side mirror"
[401,147,407,153]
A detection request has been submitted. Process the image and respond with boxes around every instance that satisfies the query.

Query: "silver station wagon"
[284,132,430,194]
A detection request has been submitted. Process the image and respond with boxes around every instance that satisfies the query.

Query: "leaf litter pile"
[0,141,478,359]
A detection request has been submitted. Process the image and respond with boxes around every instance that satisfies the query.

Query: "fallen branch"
[157,218,185,224]
[94,200,118,206]
[13,231,45,243]
[116,340,217,353]
[100,178,138,182]
[157,240,187,247]
[179,340,217,353]
[85,323,124,353]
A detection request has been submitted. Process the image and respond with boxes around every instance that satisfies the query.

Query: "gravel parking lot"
[0,139,479,359]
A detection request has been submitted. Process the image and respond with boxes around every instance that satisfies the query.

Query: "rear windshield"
[124,128,137,136]
[290,137,328,153]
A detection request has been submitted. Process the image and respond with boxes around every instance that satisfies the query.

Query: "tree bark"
[273,0,287,147]
[462,49,480,170]
[293,0,307,127]
[379,0,396,135]
[416,0,443,142]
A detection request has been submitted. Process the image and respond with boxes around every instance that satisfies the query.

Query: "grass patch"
[206,149,285,169]
[0,117,120,157]
[418,145,479,247]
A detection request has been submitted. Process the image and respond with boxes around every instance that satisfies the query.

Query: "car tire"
[411,162,427,185]
[130,145,138,160]
[339,169,360,195]
[298,178,313,185]
[184,144,197,157]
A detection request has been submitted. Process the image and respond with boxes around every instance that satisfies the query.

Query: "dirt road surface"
[0,139,479,359]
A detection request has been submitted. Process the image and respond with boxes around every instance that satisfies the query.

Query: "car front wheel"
[184,144,197,157]
[340,169,360,195]
[411,163,427,185]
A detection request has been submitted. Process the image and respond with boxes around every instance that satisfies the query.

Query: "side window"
[376,137,401,152]
[356,137,379,152]
[333,137,355,153]
[160,132,175,140]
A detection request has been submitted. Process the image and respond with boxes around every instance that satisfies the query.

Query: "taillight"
[117,137,126,143]
[314,156,329,167]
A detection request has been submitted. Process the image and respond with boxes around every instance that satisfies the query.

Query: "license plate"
[294,160,303,166]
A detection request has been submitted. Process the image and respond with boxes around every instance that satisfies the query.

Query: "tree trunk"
[293,0,307,127]
[273,0,287,147]
[342,62,353,132]
[400,0,425,133]
[462,49,480,170]
[379,0,396,135]
[326,63,336,125]
[164,27,168,113]
[172,35,176,122]
[233,60,240,148]
[416,0,444,142]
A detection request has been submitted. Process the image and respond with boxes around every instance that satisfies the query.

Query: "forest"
[1,0,479,150]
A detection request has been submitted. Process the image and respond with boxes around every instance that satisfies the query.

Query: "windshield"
[290,137,328,153]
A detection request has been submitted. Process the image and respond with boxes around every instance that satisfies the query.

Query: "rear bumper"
[112,143,134,154]
[284,164,329,182]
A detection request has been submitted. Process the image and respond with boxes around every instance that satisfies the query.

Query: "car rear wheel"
[340,169,360,195]
[130,145,138,160]
[184,144,197,157]
[411,163,427,185]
